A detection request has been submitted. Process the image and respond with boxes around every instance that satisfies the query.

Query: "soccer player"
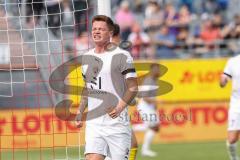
[111,23,138,160]
[220,55,240,160]
[136,63,160,157]
[75,15,138,160]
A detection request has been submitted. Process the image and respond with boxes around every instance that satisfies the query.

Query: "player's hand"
[75,120,83,128]
[75,112,83,128]
[108,106,122,119]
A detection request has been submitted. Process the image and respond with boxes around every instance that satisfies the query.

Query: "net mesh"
[0,0,95,159]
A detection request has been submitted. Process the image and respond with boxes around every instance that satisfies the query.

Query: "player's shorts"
[85,123,131,160]
[228,111,240,131]
[137,100,160,127]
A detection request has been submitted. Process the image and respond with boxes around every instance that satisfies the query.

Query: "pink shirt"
[115,9,134,30]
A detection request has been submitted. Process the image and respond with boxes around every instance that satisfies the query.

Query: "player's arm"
[220,73,231,88]
[108,52,138,119]
[220,59,232,88]
[75,85,88,128]
[109,77,138,119]
[143,97,157,105]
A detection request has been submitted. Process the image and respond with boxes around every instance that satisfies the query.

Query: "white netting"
[0,0,97,159]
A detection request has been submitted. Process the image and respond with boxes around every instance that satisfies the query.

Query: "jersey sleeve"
[224,59,233,78]
[119,52,137,79]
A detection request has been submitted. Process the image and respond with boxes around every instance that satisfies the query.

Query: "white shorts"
[228,111,240,131]
[85,124,131,160]
[137,101,160,127]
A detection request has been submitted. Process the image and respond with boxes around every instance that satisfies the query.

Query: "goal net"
[0,0,110,159]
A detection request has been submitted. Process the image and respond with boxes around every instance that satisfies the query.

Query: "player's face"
[92,21,112,45]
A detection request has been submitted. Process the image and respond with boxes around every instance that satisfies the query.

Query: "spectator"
[166,4,191,37]
[115,0,135,41]
[202,0,228,14]
[176,27,189,49]
[71,0,88,36]
[26,0,45,27]
[128,22,151,59]
[45,0,63,37]
[202,0,218,14]
[200,18,221,43]
[222,14,240,39]
[212,12,225,29]
[74,31,92,55]
[188,18,222,56]
[178,0,194,12]
[62,0,73,26]
[144,0,164,33]
[154,24,177,59]
[216,0,229,12]
[221,14,240,54]
[164,3,179,36]
[178,5,191,28]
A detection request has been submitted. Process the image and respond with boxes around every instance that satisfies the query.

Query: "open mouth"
[93,35,101,40]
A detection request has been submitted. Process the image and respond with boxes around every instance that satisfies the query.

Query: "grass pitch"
[1,141,231,160]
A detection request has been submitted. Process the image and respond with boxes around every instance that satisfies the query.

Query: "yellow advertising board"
[131,101,228,143]
[68,58,231,103]
[0,101,229,149]
[158,58,231,101]
[0,108,83,149]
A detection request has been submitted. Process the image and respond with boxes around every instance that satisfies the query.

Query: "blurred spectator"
[222,14,240,39]
[221,14,240,54]
[45,0,63,37]
[62,0,73,26]
[202,0,218,14]
[216,0,229,12]
[71,0,88,36]
[115,0,135,41]
[176,27,189,49]
[165,3,191,37]
[132,0,145,13]
[128,22,151,59]
[187,17,222,56]
[212,13,225,29]
[202,0,228,14]
[144,0,164,33]
[74,31,92,55]
[178,0,194,12]
[154,24,177,59]
[165,3,178,36]
[26,0,45,27]
[200,19,221,43]
[178,5,191,28]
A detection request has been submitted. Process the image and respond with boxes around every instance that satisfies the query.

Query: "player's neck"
[94,42,108,53]
[94,46,105,53]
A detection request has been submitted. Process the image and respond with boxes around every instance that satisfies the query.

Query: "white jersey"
[137,76,160,127]
[224,55,240,113]
[138,76,158,109]
[81,47,137,126]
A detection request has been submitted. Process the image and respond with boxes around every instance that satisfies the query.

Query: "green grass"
[137,141,229,160]
[0,141,233,160]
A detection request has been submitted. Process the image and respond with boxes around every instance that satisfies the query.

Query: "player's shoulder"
[113,47,132,57]
[84,48,95,55]
[234,54,240,60]
[228,55,240,64]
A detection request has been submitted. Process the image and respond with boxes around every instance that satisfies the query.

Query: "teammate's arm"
[220,74,231,88]
[220,59,232,88]
[143,97,157,105]
[108,77,138,119]
[75,85,88,128]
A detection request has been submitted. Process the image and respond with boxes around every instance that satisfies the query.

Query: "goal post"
[97,0,111,17]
